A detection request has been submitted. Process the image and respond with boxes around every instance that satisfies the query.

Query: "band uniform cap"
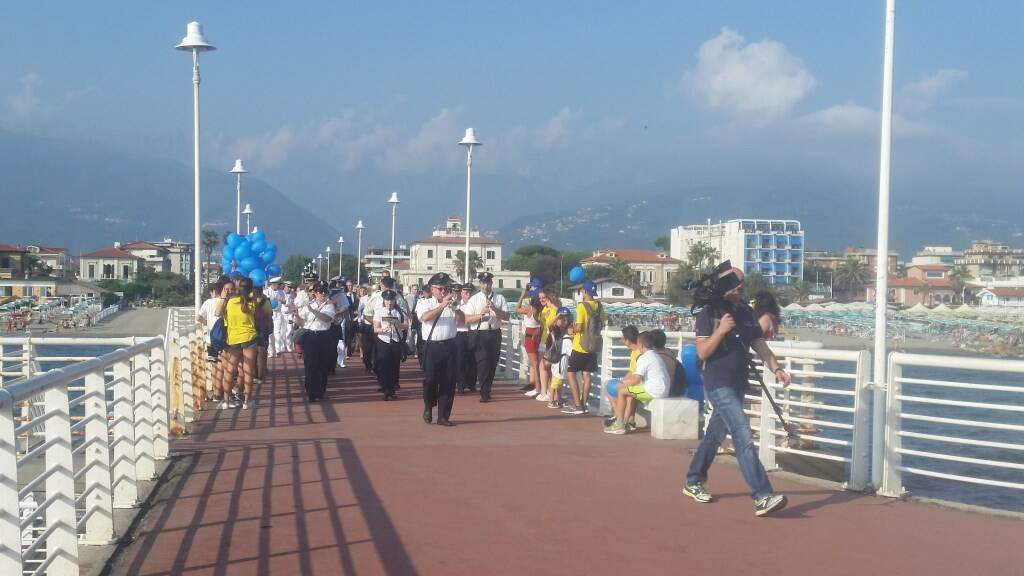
[381,289,398,300]
[428,272,454,287]
[460,282,476,292]
[380,276,396,289]
[283,280,295,287]
[269,276,282,283]
[303,272,319,281]
[477,271,495,283]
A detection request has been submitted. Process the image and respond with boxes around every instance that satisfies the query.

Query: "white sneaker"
[525,389,539,397]
[217,401,229,410]
[243,400,255,410]
[535,393,549,402]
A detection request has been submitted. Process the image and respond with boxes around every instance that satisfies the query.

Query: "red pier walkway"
[108,354,1022,575]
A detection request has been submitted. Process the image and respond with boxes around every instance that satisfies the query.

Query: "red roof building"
[579,249,682,296]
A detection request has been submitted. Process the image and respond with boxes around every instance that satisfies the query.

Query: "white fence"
[499,318,1024,505]
[0,337,167,576]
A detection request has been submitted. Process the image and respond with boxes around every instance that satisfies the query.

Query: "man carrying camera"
[682,266,792,517]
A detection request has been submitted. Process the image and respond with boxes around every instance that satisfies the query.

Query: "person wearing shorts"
[605,332,669,434]
[547,308,573,409]
[564,280,605,415]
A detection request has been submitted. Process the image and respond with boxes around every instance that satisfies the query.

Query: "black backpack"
[668,358,687,396]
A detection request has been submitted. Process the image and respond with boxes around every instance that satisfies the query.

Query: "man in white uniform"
[416,273,465,426]
[461,272,510,402]
[277,280,296,353]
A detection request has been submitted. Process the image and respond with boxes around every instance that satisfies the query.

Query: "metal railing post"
[848,350,873,491]
[181,332,195,424]
[150,345,169,459]
[111,359,138,507]
[82,370,115,544]
[0,390,22,572]
[44,383,79,574]
[879,353,903,497]
[758,367,778,470]
[22,336,32,378]
[132,351,155,480]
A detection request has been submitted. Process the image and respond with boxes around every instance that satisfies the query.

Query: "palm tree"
[687,241,719,271]
[834,258,871,300]
[452,250,484,282]
[201,229,221,289]
[948,265,972,304]
[787,280,812,303]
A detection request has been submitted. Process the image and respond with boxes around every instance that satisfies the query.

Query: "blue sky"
[1,1,1022,246]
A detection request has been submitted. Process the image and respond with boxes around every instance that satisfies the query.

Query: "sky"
[1,1,1022,247]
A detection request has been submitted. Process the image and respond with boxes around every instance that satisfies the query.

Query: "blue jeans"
[686,385,773,501]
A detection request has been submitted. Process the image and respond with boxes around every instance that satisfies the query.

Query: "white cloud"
[381,107,463,171]
[8,72,41,119]
[799,103,930,137]
[684,28,816,121]
[534,106,577,148]
[899,68,967,114]
[227,126,298,169]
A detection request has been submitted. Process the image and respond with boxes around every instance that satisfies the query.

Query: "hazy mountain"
[0,130,337,258]
[498,182,1024,257]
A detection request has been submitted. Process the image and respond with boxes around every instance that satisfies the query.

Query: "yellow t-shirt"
[572,301,606,353]
[224,297,258,345]
[628,349,641,373]
[539,305,558,345]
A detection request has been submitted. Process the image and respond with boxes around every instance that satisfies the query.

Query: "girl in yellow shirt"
[217,277,261,410]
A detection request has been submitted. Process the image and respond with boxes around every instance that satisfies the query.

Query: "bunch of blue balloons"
[220,230,282,287]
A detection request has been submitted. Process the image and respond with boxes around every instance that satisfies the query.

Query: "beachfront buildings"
[669,219,804,285]
[955,240,1024,279]
[865,265,956,307]
[397,216,530,290]
[568,278,635,301]
[79,248,142,281]
[120,239,194,281]
[911,246,961,266]
[579,249,681,295]
[805,248,900,276]
[361,246,411,281]
[978,288,1024,307]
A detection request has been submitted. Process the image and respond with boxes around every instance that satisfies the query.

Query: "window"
[122,264,130,278]
[498,279,504,288]
[427,249,434,259]
[516,280,522,288]
[88,264,95,278]
[103,264,114,278]
[612,287,624,296]
[925,270,944,278]
[445,250,452,259]
[486,250,496,260]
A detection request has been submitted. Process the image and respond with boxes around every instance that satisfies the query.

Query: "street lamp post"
[387,193,400,278]
[337,236,344,278]
[458,128,481,283]
[317,253,323,278]
[242,204,254,235]
[325,246,332,280]
[176,21,215,312]
[230,159,247,234]
[355,221,365,286]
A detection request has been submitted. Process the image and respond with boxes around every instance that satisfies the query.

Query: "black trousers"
[422,339,456,421]
[469,330,502,399]
[374,339,402,395]
[302,330,332,400]
[455,331,477,392]
[360,325,376,371]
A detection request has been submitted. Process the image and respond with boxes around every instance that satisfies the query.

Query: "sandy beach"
[781,326,1001,358]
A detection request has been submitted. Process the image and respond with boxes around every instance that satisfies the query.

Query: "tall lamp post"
[325,246,331,280]
[176,21,215,311]
[317,253,323,278]
[355,221,365,286]
[874,0,897,495]
[230,159,247,234]
[458,128,481,283]
[387,193,400,278]
[337,236,345,278]
[242,204,254,235]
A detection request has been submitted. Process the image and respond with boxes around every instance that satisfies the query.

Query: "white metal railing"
[880,352,1024,498]
[0,336,167,576]
[164,307,202,431]
[89,305,121,325]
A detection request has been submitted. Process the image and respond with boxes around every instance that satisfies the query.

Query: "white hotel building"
[669,219,805,285]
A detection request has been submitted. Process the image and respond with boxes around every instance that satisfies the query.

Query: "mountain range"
[1,129,1022,263]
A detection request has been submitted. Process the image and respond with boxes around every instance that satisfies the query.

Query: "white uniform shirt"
[278,291,295,320]
[197,297,222,337]
[375,306,406,344]
[362,292,382,323]
[463,290,508,331]
[415,297,458,341]
[456,297,472,333]
[299,300,336,331]
[636,349,670,399]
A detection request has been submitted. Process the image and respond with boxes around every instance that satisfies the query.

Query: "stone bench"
[633,397,700,440]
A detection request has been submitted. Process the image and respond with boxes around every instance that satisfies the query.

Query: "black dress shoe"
[479,397,490,403]
[422,409,433,424]
[436,419,455,427]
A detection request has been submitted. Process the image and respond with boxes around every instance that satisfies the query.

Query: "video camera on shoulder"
[681,260,740,316]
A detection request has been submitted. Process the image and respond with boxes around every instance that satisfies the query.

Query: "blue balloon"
[271,298,280,310]
[606,378,621,398]
[239,257,259,273]
[568,266,585,283]
[266,264,282,276]
[248,268,267,287]
[227,233,242,247]
[221,245,234,259]
[680,344,704,409]
[233,243,253,261]
[261,250,276,264]
[251,230,266,243]
[220,258,232,272]
[264,242,277,254]
[250,240,267,254]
